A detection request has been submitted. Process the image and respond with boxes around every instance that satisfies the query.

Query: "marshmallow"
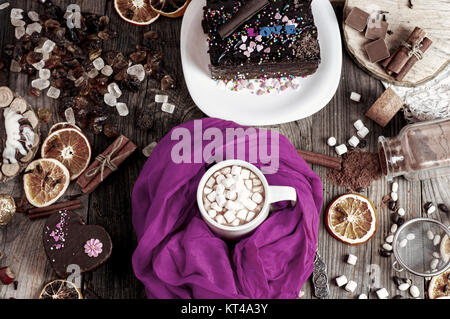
[252,192,263,204]
[224,210,236,223]
[245,180,253,190]
[206,177,215,188]
[204,199,211,210]
[391,192,398,201]
[222,177,235,189]
[327,137,337,147]
[215,184,225,195]
[358,294,368,299]
[221,167,231,175]
[243,198,257,211]
[240,169,251,179]
[216,174,225,184]
[238,188,251,201]
[250,172,257,179]
[208,210,217,218]
[253,186,264,193]
[231,165,242,176]
[347,254,357,265]
[345,280,357,293]
[231,219,240,226]
[353,120,364,130]
[204,187,212,195]
[206,191,217,202]
[246,211,255,221]
[335,144,348,156]
[211,202,222,212]
[336,275,348,287]
[216,194,226,207]
[348,136,360,148]
[225,200,238,211]
[350,92,361,102]
[357,127,369,139]
[215,215,226,224]
[376,288,389,299]
[236,209,248,220]
[226,190,237,200]
[253,178,262,186]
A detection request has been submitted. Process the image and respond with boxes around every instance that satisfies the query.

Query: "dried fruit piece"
[428,269,450,299]
[150,0,191,18]
[49,122,81,134]
[0,267,16,285]
[0,86,14,107]
[114,0,160,25]
[0,194,16,226]
[23,158,70,207]
[161,74,175,90]
[39,280,83,299]
[41,128,92,180]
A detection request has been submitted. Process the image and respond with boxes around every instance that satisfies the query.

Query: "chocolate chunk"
[364,38,390,63]
[345,7,370,32]
[365,19,389,40]
[43,210,112,277]
[218,0,269,39]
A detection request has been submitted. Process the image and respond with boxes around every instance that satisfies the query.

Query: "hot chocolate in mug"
[197,159,297,240]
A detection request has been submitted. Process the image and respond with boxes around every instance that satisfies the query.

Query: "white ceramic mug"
[197,160,297,240]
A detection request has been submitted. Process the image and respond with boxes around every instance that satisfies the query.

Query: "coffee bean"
[438,203,449,213]
[397,217,405,226]
[391,213,399,224]
[388,200,397,211]
[392,295,403,299]
[380,249,392,257]
[424,202,433,210]
[359,139,367,148]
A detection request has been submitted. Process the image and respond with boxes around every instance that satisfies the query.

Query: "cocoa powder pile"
[327,151,382,190]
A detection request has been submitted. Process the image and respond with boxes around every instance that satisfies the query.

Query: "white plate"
[180,0,342,126]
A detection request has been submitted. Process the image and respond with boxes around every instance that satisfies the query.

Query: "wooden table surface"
[0,0,448,299]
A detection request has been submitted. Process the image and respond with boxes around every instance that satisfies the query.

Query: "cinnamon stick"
[28,199,81,215]
[28,203,81,220]
[380,47,401,69]
[296,149,342,170]
[386,27,426,74]
[395,37,432,81]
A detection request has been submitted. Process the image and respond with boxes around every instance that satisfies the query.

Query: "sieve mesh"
[393,218,450,277]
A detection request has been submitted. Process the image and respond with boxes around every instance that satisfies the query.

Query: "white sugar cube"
[350,92,361,102]
[336,275,348,287]
[47,86,60,99]
[215,184,225,195]
[357,127,369,139]
[32,60,45,70]
[347,254,357,265]
[215,174,225,184]
[236,209,248,220]
[101,65,113,76]
[231,165,242,176]
[246,211,255,221]
[240,169,250,179]
[222,177,235,189]
[93,57,105,70]
[335,144,348,156]
[252,192,263,204]
[206,177,215,188]
[348,136,360,148]
[243,198,257,211]
[26,22,42,35]
[327,137,337,147]
[221,167,231,175]
[211,202,222,212]
[359,294,368,299]
[204,187,212,195]
[28,11,39,21]
[231,219,240,226]
[253,178,262,186]
[206,191,217,202]
[208,210,217,218]
[155,94,169,103]
[224,210,236,223]
[376,288,389,299]
[353,120,364,130]
[345,280,357,293]
[245,180,253,190]
[116,103,129,116]
[216,195,226,207]
[226,191,237,200]
[161,102,175,114]
[215,215,226,224]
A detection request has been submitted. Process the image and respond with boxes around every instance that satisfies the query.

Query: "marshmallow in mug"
[203,165,265,227]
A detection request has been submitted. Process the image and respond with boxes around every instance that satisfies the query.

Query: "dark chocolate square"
[365,19,388,40]
[364,39,390,63]
[345,7,370,32]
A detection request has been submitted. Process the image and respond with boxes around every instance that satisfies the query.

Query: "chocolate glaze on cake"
[203,0,321,80]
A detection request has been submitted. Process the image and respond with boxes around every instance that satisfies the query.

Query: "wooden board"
[343,0,450,87]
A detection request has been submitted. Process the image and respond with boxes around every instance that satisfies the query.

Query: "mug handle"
[268,186,297,205]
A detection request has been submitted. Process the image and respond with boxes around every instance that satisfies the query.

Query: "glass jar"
[378,118,450,181]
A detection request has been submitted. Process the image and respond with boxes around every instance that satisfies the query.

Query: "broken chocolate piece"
[364,38,390,63]
[365,19,388,40]
[345,7,370,32]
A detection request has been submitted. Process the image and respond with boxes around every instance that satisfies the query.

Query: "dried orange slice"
[428,269,450,299]
[440,235,450,264]
[114,0,160,25]
[325,194,378,245]
[49,122,81,134]
[150,0,191,18]
[23,158,70,208]
[41,128,92,181]
[39,280,83,299]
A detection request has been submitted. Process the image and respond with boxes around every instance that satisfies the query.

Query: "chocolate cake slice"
[203,0,321,81]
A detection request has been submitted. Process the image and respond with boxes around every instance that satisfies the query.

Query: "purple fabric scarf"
[132,118,323,299]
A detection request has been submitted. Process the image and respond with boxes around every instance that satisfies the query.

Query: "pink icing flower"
[84,238,103,258]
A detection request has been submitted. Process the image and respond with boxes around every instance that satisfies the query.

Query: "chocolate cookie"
[43,210,112,278]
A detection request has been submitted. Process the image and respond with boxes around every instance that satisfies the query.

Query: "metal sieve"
[392,218,450,277]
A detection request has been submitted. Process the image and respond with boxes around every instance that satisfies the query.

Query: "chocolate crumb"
[327,151,382,190]
[13,281,18,290]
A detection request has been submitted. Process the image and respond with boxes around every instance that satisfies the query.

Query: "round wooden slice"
[343,0,450,87]
[0,90,41,183]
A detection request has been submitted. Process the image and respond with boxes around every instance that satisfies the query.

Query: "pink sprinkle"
[275,13,282,20]
[239,44,247,50]
[244,51,251,57]
[255,35,262,42]
[249,41,256,48]
[256,45,264,52]
[282,16,289,23]
[264,47,271,53]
